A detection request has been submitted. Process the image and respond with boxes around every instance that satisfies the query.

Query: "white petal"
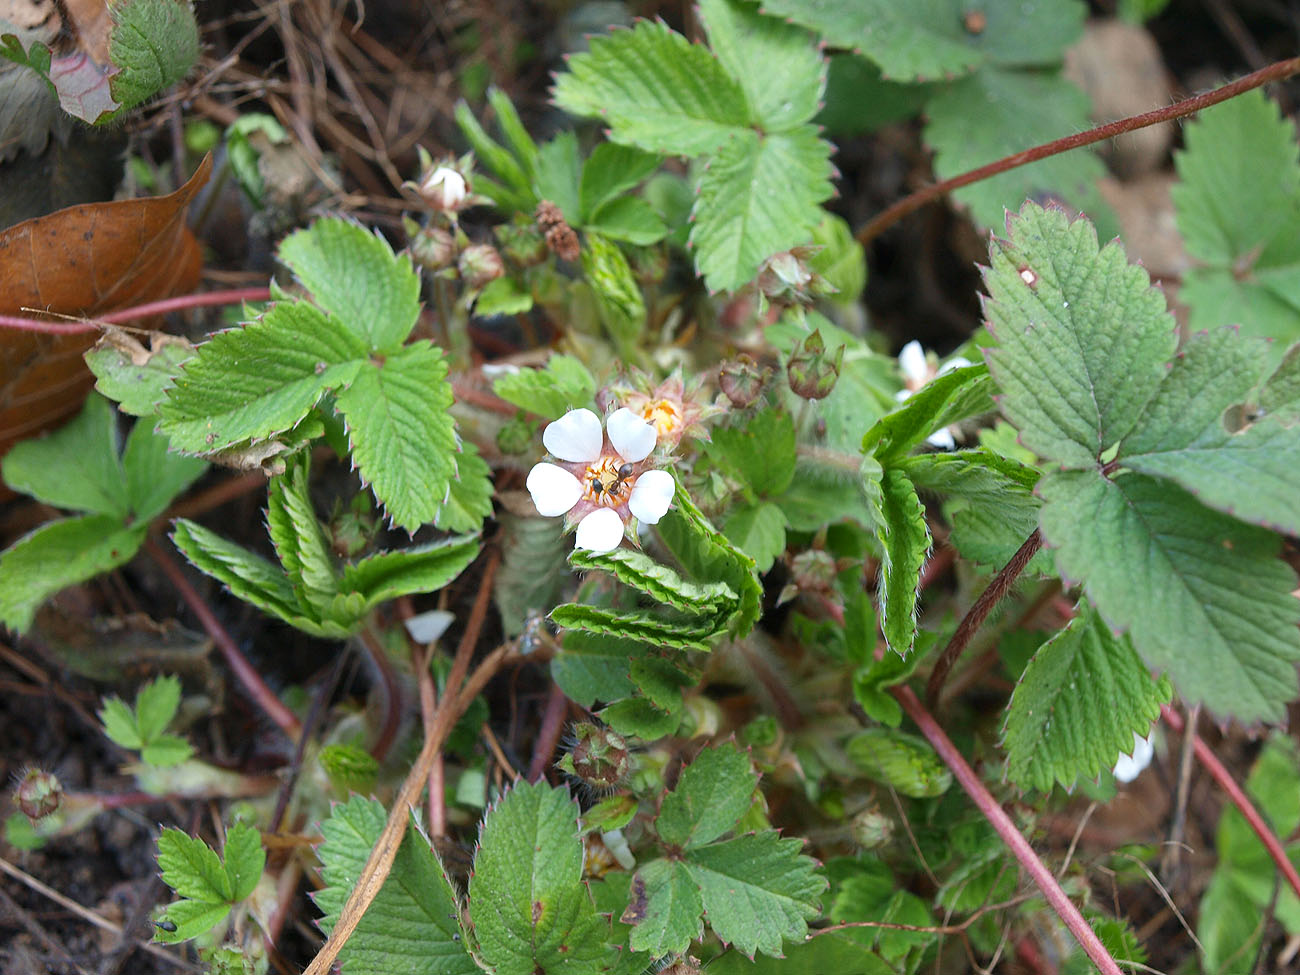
[404,609,455,644]
[898,340,927,383]
[544,408,603,462]
[925,427,956,450]
[628,469,675,524]
[938,356,974,375]
[606,407,657,463]
[575,508,625,552]
[1113,733,1155,784]
[602,829,636,870]
[526,463,583,516]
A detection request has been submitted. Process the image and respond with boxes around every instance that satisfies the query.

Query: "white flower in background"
[896,340,974,449]
[526,408,676,553]
[1112,732,1156,784]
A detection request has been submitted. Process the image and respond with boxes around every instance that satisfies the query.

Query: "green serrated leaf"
[436,443,494,533]
[141,736,194,767]
[602,696,682,740]
[3,393,127,516]
[1117,327,1300,535]
[473,276,532,317]
[486,86,539,183]
[582,232,646,346]
[691,126,833,292]
[470,781,613,975]
[816,54,937,137]
[100,695,143,750]
[492,354,597,419]
[108,0,200,114]
[699,0,826,131]
[336,341,458,533]
[871,468,930,656]
[0,515,144,633]
[984,202,1177,467]
[852,650,919,728]
[550,631,638,707]
[277,218,422,351]
[1002,604,1171,792]
[550,602,724,651]
[657,743,757,849]
[1039,470,1300,723]
[266,460,338,614]
[723,502,787,572]
[536,131,582,224]
[134,674,182,742]
[86,331,195,418]
[925,67,1109,233]
[340,535,479,611]
[708,409,796,497]
[154,898,231,944]
[845,728,953,797]
[569,547,737,622]
[158,300,366,453]
[121,419,207,523]
[158,828,232,903]
[685,831,825,957]
[222,821,265,903]
[317,796,476,975]
[630,654,692,715]
[585,196,669,246]
[579,143,662,220]
[553,20,748,156]
[757,0,1084,81]
[862,364,994,463]
[625,858,703,956]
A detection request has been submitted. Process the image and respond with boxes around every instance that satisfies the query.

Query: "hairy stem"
[527,681,570,783]
[856,56,1300,246]
[925,529,1042,709]
[145,535,302,740]
[1161,703,1300,902]
[0,287,273,334]
[892,684,1122,975]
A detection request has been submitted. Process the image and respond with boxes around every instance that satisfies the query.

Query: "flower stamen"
[583,456,635,507]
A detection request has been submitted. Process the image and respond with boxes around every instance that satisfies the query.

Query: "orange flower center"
[582,455,634,507]
[641,399,682,437]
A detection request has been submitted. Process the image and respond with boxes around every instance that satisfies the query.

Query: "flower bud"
[407,221,457,272]
[718,354,768,407]
[786,329,844,400]
[15,769,62,821]
[756,246,835,306]
[559,723,630,790]
[457,243,505,291]
[495,220,549,266]
[851,805,893,849]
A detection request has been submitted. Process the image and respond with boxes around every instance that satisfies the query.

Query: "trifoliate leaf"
[108,0,200,114]
[437,442,493,533]
[1002,604,1171,792]
[684,832,825,957]
[984,202,1177,468]
[492,354,597,419]
[656,743,758,849]
[862,364,993,464]
[625,859,703,955]
[86,329,195,418]
[553,20,748,156]
[277,218,422,351]
[469,781,614,975]
[925,67,1109,233]
[550,631,638,707]
[335,341,458,532]
[316,796,476,975]
[1039,470,1300,723]
[158,300,366,454]
[2,393,127,516]
[845,728,953,797]
[707,408,796,497]
[691,126,833,292]
[1117,327,1300,535]
[1171,88,1300,343]
[121,420,206,523]
[756,0,1085,81]
[871,468,930,656]
[0,515,144,633]
[698,0,826,131]
[724,501,787,572]
[579,143,662,220]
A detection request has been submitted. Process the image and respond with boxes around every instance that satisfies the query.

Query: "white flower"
[896,340,974,448]
[1113,732,1156,784]
[526,408,676,553]
[421,166,468,211]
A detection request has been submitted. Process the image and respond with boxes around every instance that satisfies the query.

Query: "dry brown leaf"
[0,153,211,475]
[60,0,114,64]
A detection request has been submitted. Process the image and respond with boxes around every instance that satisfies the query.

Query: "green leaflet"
[582,232,646,348]
[99,675,193,768]
[316,797,476,975]
[870,468,930,656]
[723,501,787,572]
[155,822,264,944]
[492,354,597,419]
[550,631,639,707]
[108,0,200,116]
[267,459,339,613]
[549,603,725,652]
[569,548,738,623]
[469,782,614,975]
[86,331,195,418]
[862,363,994,463]
[1001,604,1171,792]
[655,742,757,849]
[707,407,797,497]
[845,728,953,798]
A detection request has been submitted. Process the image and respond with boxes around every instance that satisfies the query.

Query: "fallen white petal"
[898,340,928,383]
[544,408,603,462]
[575,508,625,552]
[1113,733,1155,784]
[926,427,956,449]
[404,609,456,644]
[628,469,675,524]
[526,463,584,516]
[606,407,657,463]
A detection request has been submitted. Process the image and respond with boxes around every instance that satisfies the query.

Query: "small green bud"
[407,221,456,272]
[15,769,62,821]
[559,723,630,790]
[850,805,893,849]
[786,329,844,400]
[718,354,768,407]
[458,243,505,291]
[495,220,548,266]
[496,413,536,455]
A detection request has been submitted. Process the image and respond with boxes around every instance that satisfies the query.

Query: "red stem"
[0,287,272,334]
[857,56,1300,245]
[892,684,1122,975]
[1161,703,1300,902]
[527,681,570,783]
[145,535,302,740]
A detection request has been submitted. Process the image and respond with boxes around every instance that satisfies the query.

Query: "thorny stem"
[856,56,1300,246]
[925,529,1042,709]
[1161,703,1300,903]
[144,535,302,741]
[0,287,273,334]
[891,684,1123,975]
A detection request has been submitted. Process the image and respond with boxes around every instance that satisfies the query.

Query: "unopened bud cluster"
[559,723,630,790]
